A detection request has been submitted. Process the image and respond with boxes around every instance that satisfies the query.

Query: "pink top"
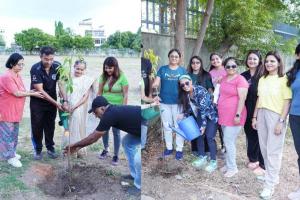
[0,70,26,122]
[209,67,227,86]
[217,74,249,126]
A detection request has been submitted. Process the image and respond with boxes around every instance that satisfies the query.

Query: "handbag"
[141,106,160,120]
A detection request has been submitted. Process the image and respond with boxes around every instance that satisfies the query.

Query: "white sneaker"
[7,157,22,168]
[288,188,300,200]
[15,153,21,160]
[260,187,274,200]
[220,165,227,173]
[257,175,265,182]
[224,169,238,178]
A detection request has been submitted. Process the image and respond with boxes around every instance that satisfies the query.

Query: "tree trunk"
[192,0,214,56]
[159,5,165,34]
[175,0,186,63]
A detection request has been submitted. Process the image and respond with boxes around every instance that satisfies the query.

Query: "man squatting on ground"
[63,96,141,191]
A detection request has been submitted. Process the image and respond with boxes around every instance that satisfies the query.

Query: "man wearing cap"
[63,96,141,192]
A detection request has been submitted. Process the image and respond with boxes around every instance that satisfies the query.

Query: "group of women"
[0,53,129,167]
[151,44,300,200]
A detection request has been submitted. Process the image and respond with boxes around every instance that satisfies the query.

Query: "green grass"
[105,169,122,177]
[0,149,32,199]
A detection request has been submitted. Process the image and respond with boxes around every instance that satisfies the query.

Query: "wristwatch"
[279,118,285,123]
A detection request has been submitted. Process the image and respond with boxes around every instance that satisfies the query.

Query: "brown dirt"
[38,164,119,198]
[143,120,299,200]
[21,155,140,200]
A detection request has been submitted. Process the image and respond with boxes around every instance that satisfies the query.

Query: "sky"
[0,0,141,47]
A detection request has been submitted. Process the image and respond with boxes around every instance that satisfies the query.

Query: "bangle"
[252,117,257,119]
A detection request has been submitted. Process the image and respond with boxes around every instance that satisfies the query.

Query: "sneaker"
[220,165,227,173]
[224,169,238,178]
[34,151,43,160]
[253,166,265,176]
[175,151,183,160]
[121,174,134,181]
[257,175,265,182]
[288,188,300,200]
[260,187,274,199]
[192,155,207,169]
[7,157,22,168]
[205,160,217,173]
[112,156,119,166]
[99,150,109,159]
[47,150,58,159]
[126,186,141,196]
[163,149,173,157]
[15,153,21,160]
[221,147,226,153]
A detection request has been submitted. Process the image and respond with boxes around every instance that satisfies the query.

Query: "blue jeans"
[102,127,120,156]
[141,119,148,149]
[196,118,217,160]
[290,114,300,175]
[122,134,141,189]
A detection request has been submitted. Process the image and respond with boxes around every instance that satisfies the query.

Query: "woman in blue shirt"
[152,49,186,160]
[287,43,300,200]
[178,75,218,172]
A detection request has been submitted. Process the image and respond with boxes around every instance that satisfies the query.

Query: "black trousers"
[30,102,57,153]
[244,117,265,169]
[290,114,300,175]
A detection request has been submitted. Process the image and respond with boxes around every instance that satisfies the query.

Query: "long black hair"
[187,55,212,87]
[209,52,222,71]
[245,50,264,80]
[245,50,264,88]
[101,56,121,92]
[178,82,190,114]
[263,51,284,78]
[287,43,300,87]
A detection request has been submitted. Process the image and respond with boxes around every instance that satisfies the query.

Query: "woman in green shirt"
[97,56,129,165]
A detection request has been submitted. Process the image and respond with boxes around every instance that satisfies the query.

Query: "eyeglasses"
[170,55,179,59]
[17,63,25,67]
[180,81,190,88]
[225,65,237,69]
[192,61,201,65]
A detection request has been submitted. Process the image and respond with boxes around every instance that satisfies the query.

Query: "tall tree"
[175,0,186,61]
[282,0,300,28]
[204,0,285,56]
[192,0,214,56]
[73,35,94,50]
[14,28,55,54]
[101,30,141,51]
[55,21,66,38]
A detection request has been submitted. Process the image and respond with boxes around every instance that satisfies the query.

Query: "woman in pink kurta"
[217,57,249,178]
[0,53,43,167]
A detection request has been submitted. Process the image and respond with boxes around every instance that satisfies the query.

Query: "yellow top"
[257,74,292,114]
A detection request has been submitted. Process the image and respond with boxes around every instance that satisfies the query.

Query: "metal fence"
[0,48,140,58]
[141,0,204,36]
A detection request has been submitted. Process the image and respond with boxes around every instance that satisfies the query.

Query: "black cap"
[88,96,109,113]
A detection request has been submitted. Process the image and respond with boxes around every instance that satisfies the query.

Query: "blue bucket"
[169,116,200,141]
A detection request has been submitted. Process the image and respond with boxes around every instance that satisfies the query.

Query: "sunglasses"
[180,81,190,88]
[225,65,237,69]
